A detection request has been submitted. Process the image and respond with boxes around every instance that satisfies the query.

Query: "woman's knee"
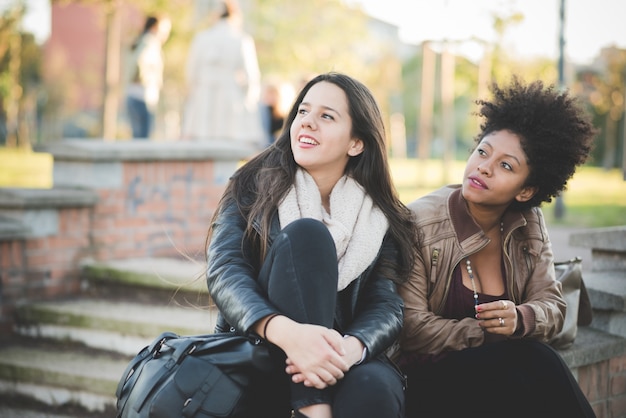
[281,218,335,253]
[334,360,404,418]
[506,339,565,367]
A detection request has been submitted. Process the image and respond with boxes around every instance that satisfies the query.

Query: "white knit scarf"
[278,169,389,291]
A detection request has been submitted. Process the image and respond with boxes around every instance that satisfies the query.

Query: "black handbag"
[115,331,272,418]
[549,257,593,350]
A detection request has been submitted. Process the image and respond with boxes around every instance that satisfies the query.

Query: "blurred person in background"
[125,14,171,139]
[182,0,263,148]
[259,82,286,146]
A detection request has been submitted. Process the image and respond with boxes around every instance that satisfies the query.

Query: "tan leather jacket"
[398,185,565,356]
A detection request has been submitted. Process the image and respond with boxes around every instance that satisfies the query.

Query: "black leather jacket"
[206,198,404,359]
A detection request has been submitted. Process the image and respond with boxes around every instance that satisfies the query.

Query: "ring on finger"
[499,317,504,327]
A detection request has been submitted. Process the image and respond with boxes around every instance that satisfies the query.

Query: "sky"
[2,0,50,43]
[346,0,626,65]
[11,0,626,65]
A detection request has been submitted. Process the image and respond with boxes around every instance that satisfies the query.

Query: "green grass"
[0,148,53,188]
[541,167,626,228]
[0,149,624,229]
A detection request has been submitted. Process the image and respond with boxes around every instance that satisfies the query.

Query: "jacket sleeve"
[514,209,566,341]
[206,200,277,334]
[398,250,485,356]
[343,236,405,359]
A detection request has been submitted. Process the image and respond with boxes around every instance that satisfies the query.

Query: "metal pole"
[554,0,566,219]
[622,68,626,180]
[102,0,121,141]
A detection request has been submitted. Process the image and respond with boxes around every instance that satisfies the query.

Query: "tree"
[574,48,626,170]
[0,1,41,148]
[249,0,369,82]
[42,0,384,141]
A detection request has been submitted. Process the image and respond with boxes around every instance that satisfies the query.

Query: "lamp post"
[102,0,121,141]
[554,0,566,219]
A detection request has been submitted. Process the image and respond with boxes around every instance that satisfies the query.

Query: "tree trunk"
[102,0,121,141]
[418,42,435,162]
[5,5,23,147]
[603,115,617,170]
[441,45,455,185]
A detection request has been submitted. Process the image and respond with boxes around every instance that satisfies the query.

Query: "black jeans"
[403,339,595,418]
[249,218,405,418]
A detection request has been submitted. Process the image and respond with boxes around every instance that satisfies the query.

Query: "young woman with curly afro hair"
[396,77,597,418]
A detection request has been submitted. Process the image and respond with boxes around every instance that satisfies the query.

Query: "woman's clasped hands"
[267,315,362,389]
[476,299,517,336]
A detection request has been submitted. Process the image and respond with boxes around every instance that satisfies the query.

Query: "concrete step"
[81,257,208,297]
[0,256,218,415]
[585,270,626,312]
[584,270,626,338]
[14,298,217,356]
[0,337,124,414]
[0,391,109,418]
[558,326,626,370]
[0,215,30,240]
[1,326,621,416]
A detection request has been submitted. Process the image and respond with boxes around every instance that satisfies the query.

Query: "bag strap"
[181,366,224,417]
[554,257,592,326]
[577,277,593,326]
[554,256,582,266]
[133,335,206,413]
[115,332,179,416]
[115,331,178,399]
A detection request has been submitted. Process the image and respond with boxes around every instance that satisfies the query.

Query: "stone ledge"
[558,326,626,369]
[584,271,626,312]
[0,187,98,209]
[35,139,259,162]
[0,216,30,240]
[569,226,626,252]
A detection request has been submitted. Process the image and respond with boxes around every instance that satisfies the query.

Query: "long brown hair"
[208,72,417,281]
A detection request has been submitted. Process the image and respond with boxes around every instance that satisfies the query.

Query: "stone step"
[569,226,626,272]
[2,256,219,414]
[558,326,626,370]
[81,257,208,293]
[0,337,124,414]
[583,270,626,338]
[1,326,622,416]
[585,270,626,312]
[14,298,217,356]
[0,215,30,240]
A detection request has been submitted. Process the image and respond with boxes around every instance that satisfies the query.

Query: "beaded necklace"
[465,258,479,309]
[465,221,504,309]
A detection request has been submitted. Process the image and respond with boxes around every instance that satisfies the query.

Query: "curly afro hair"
[474,77,597,211]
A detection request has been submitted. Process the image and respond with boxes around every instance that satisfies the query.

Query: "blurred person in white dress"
[181,0,264,148]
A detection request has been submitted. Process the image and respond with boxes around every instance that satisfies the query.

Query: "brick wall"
[0,140,253,328]
[0,239,26,331]
[0,190,97,329]
[579,353,626,417]
[90,160,223,261]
